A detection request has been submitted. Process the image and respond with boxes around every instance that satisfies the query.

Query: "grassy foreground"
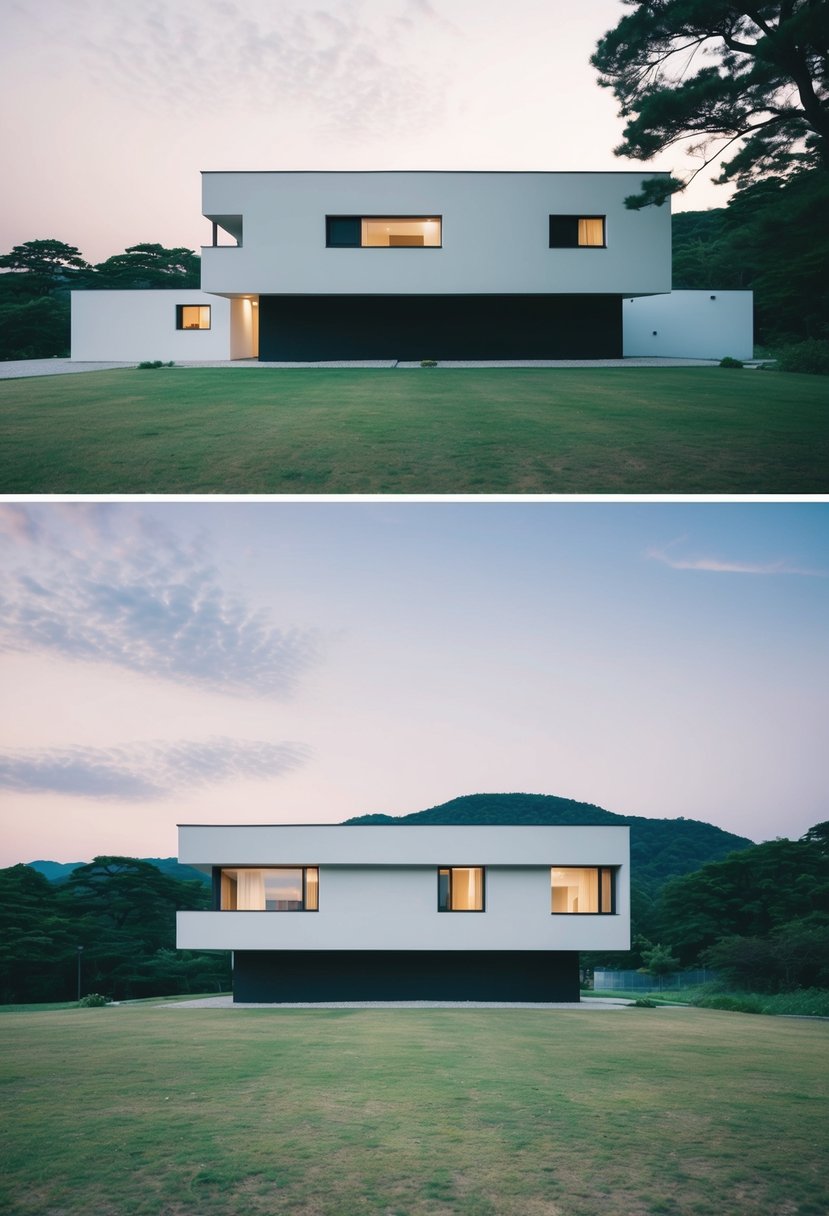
[1,1005,826,1215]
[1,366,827,493]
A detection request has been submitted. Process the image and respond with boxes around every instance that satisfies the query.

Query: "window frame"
[550,866,616,915]
[325,215,443,249]
[175,304,212,331]
[213,865,320,912]
[548,215,607,249]
[437,866,486,912]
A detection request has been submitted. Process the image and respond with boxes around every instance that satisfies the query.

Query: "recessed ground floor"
[258,294,622,360]
[232,949,581,1004]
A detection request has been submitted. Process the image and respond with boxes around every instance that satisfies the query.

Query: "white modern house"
[71,170,753,362]
[176,823,630,1003]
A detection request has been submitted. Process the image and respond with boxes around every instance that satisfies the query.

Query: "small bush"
[137,360,175,370]
[78,992,110,1007]
[632,997,658,1007]
[776,339,829,376]
[420,359,438,367]
[719,356,744,368]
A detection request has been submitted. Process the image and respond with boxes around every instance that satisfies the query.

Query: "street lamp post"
[76,945,84,1001]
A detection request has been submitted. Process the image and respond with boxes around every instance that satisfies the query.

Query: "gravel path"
[0,356,727,380]
[157,995,637,1010]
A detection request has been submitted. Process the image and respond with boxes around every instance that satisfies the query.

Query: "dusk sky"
[0,500,826,866]
[2,0,737,264]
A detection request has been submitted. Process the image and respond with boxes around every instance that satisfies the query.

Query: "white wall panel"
[623,290,754,359]
[71,290,232,361]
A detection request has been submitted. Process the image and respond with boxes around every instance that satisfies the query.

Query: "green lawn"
[1,1005,826,1215]
[1,367,827,493]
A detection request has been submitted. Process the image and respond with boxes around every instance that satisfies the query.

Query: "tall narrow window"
[326,216,442,248]
[549,216,606,248]
[216,867,319,910]
[551,867,615,914]
[176,304,211,330]
[438,867,484,911]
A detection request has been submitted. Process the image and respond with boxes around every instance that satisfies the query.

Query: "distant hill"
[27,857,210,885]
[345,792,753,894]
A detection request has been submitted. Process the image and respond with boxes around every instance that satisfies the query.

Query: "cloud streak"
[0,738,311,800]
[0,506,320,696]
[646,542,828,578]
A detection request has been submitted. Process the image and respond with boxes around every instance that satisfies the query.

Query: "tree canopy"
[592,1,829,207]
[91,243,200,289]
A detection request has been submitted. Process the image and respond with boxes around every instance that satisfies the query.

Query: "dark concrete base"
[258,294,622,361]
[232,950,580,1003]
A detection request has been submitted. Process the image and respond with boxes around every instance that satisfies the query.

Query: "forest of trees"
[0,857,228,1004]
[0,240,200,361]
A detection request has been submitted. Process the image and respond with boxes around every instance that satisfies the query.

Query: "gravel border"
[157,995,638,1010]
[0,356,733,380]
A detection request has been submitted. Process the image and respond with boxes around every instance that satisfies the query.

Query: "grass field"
[1,367,827,493]
[1,1005,826,1215]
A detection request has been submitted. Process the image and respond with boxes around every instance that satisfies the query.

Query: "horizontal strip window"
[217,867,319,911]
[438,866,485,912]
[326,215,442,248]
[176,304,211,330]
[549,216,606,248]
[551,867,615,914]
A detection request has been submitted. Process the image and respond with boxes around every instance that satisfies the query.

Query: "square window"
[550,867,615,913]
[176,304,211,330]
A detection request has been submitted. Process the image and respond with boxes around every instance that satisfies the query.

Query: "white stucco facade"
[623,290,754,359]
[70,290,252,362]
[201,170,672,298]
[176,824,630,954]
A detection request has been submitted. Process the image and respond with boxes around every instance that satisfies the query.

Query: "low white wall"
[623,290,754,360]
[71,290,232,362]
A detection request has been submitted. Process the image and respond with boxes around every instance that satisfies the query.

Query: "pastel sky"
[2,0,736,264]
[0,500,826,866]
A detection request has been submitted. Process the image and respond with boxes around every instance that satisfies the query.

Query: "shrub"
[137,360,175,370]
[776,339,829,375]
[78,992,110,1007]
[420,359,438,367]
[632,997,658,1007]
[719,356,744,368]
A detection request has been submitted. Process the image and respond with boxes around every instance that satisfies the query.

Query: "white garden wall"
[623,290,754,360]
[71,290,233,362]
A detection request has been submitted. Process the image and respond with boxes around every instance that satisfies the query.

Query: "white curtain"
[578,218,604,247]
[237,869,265,910]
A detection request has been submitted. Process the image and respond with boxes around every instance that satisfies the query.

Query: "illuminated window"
[551,867,615,914]
[176,305,211,330]
[549,216,606,248]
[438,867,484,911]
[326,216,442,248]
[217,867,319,911]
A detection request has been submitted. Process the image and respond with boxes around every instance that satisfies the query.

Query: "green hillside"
[346,792,753,894]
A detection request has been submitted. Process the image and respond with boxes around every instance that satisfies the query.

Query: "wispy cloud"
[0,738,311,800]
[646,540,828,578]
[0,506,320,696]
[19,0,454,138]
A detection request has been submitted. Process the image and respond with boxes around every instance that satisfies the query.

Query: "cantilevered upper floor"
[201,170,671,298]
[176,822,631,954]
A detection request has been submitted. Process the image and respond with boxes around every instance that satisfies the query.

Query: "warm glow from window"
[362,218,441,246]
[551,867,614,913]
[438,866,484,911]
[578,218,604,246]
[178,305,211,330]
[219,867,319,911]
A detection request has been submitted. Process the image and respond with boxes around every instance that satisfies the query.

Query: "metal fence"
[593,969,716,991]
